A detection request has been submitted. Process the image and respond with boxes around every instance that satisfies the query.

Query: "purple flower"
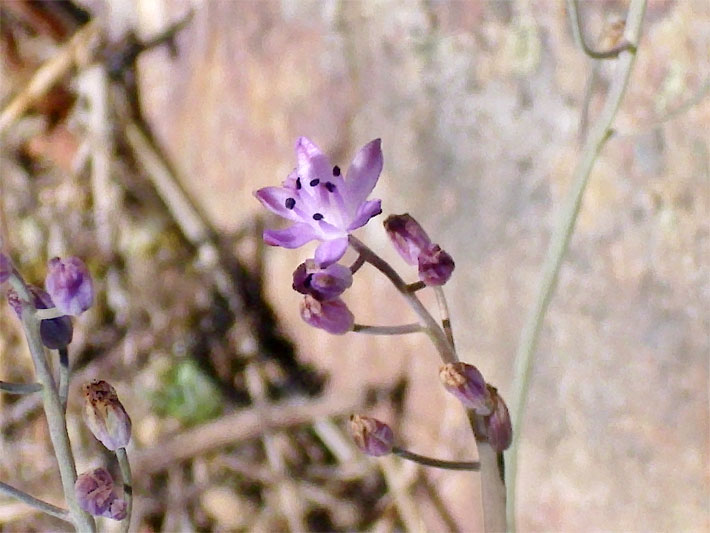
[439,362,493,415]
[349,414,394,457]
[383,214,432,265]
[75,467,127,520]
[0,253,10,284]
[7,286,73,349]
[44,257,94,316]
[300,294,354,334]
[82,380,132,451]
[418,244,455,286]
[484,387,512,452]
[255,137,383,267]
[292,259,353,301]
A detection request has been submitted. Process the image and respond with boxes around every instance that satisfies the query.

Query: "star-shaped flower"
[255,137,383,266]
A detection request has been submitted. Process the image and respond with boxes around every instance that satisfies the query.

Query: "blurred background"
[0,0,708,531]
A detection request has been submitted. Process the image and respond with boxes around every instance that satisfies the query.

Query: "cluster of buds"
[74,468,127,521]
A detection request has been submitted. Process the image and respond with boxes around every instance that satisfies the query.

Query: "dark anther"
[304,274,313,288]
[310,179,320,187]
[285,198,296,209]
[333,166,341,176]
[312,213,324,221]
[296,177,302,189]
[325,182,336,192]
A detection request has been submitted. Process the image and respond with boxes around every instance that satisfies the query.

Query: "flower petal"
[254,187,302,222]
[345,139,383,208]
[296,137,332,184]
[263,223,317,248]
[347,199,382,231]
[314,237,349,267]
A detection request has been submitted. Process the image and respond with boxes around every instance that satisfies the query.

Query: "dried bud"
[300,294,354,334]
[7,286,73,350]
[75,467,127,520]
[485,387,512,452]
[44,257,93,316]
[349,414,394,456]
[418,244,455,286]
[82,380,132,451]
[0,253,10,284]
[384,214,432,265]
[293,259,353,301]
[440,362,493,415]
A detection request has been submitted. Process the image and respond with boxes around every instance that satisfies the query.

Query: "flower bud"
[349,414,394,456]
[7,286,73,350]
[384,214,432,265]
[75,467,127,520]
[485,387,512,452]
[418,244,455,286]
[293,259,352,301]
[44,257,93,316]
[439,362,493,415]
[300,295,354,334]
[0,253,10,284]
[82,380,132,451]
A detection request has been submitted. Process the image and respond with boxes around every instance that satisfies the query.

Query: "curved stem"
[406,281,425,292]
[0,480,71,522]
[349,254,366,274]
[567,0,636,59]
[58,348,69,412]
[507,1,647,529]
[392,446,479,471]
[116,448,133,533]
[433,287,455,350]
[0,381,42,395]
[353,323,423,335]
[34,307,66,321]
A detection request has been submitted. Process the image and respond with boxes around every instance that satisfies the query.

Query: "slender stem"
[567,0,636,59]
[506,1,647,530]
[34,307,66,321]
[348,236,457,364]
[349,254,366,274]
[58,348,69,412]
[8,273,96,532]
[0,480,71,522]
[406,281,425,292]
[353,323,423,335]
[433,287,455,350]
[392,446,480,471]
[116,448,133,533]
[0,381,42,395]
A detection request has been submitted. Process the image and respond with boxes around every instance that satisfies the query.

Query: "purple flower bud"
[292,259,353,301]
[82,380,132,451]
[7,286,73,350]
[44,257,93,316]
[439,362,493,415]
[349,414,394,457]
[418,244,455,286]
[383,214,432,265]
[0,253,10,284]
[485,387,512,452]
[75,467,127,520]
[300,295,354,334]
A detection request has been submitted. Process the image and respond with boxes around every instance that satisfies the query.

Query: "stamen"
[310,179,320,187]
[296,177,302,189]
[333,166,341,176]
[312,213,324,221]
[285,198,296,209]
[325,182,336,192]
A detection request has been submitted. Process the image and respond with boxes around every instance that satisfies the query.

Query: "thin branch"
[349,254,366,274]
[353,323,423,335]
[507,0,648,529]
[0,381,42,395]
[58,348,69,413]
[116,448,133,533]
[567,0,635,60]
[33,308,65,321]
[433,287,455,350]
[0,480,71,522]
[392,447,479,471]
[406,281,426,292]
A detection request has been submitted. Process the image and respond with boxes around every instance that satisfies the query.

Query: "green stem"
[506,1,647,530]
[0,381,42,395]
[392,446,480,471]
[116,448,133,533]
[58,348,69,412]
[352,323,423,335]
[0,480,71,522]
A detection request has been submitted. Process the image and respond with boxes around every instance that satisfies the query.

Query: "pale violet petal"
[344,139,383,209]
[314,237,349,267]
[263,223,317,248]
[296,137,332,184]
[347,199,382,231]
[255,187,302,222]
